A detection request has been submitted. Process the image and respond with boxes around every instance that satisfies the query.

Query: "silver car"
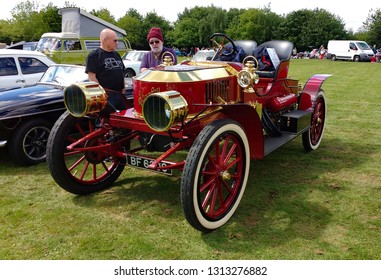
[0,49,54,91]
[122,50,148,78]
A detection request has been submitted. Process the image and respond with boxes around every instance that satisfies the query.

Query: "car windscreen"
[39,65,89,86]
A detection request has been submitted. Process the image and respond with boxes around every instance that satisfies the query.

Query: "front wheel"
[181,119,250,232]
[302,90,327,151]
[124,68,136,78]
[8,118,52,166]
[46,111,125,195]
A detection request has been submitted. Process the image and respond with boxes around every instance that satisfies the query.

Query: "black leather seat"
[233,40,258,57]
[224,40,258,62]
[254,40,294,78]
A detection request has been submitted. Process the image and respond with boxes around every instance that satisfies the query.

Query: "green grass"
[0,59,380,260]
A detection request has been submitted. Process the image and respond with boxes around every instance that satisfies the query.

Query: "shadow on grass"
[1,132,374,257]
[69,133,372,248]
[199,134,375,254]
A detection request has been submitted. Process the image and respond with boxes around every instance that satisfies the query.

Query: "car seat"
[224,40,258,62]
[254,40,293,78]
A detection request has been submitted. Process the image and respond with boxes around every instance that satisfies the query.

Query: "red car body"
[47,34,330,232]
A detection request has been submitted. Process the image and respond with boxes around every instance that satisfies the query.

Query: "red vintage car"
[47,33,330,232]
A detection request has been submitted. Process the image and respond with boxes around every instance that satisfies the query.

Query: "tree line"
[1,1,381,52]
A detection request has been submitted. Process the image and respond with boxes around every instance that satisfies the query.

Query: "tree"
[277,9,348,51]
[0,20,13,44]
[9,0,45,42]
[90,7,116,25]
[118,9,145,49]
[226,7,283,43]
[40,3,61,33]
[363,9,381,46]
[171,6,230,49]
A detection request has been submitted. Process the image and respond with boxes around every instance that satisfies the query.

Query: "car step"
[264,110,311,156]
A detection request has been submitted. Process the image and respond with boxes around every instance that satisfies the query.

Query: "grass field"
[0,59,380,260]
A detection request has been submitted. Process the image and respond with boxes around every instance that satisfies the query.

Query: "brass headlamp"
[143,91,188,132]
[237,56,259,93]
[64,82,107,118]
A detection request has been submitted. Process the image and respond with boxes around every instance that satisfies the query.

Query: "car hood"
[0,84,64,119]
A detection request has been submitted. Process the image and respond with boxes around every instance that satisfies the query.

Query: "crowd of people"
[292,46,326,60]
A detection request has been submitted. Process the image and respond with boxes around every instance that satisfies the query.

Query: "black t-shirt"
[85,48,125,91]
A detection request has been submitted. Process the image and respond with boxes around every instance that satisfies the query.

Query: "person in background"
[376,48,381,63]
[292,47,298,58]
[372,44,377,54]
[140,27,177,72]
[318,45,326,60]
[86,28,129,115]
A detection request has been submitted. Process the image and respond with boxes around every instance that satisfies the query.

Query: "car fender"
[221,104,264,160]
[299,74,331,111]
[0,85,64,120]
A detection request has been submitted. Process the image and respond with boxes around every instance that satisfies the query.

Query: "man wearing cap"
[140,27,178,72]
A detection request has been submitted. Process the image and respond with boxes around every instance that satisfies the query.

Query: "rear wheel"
[303,91,326,151]
[181,119,250,232]
[46,111,125,195]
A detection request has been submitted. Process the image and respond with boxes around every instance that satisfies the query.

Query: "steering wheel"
[209,33,238,60]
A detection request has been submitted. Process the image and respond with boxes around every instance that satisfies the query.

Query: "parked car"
[47,33,330,232]
[0,49,54,91]
[36,32,131,65]
[6,41,38,51]
[191,49,216,61]
[0,64,133,166]
[122,50,148,77]
[0,64,88,166]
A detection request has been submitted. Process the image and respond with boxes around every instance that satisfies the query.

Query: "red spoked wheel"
[303,90,327,151]
[46,111,125,195]
[181,119,250,232]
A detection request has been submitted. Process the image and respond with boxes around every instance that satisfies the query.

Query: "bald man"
[86,28,129,113]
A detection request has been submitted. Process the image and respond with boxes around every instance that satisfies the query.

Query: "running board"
[264,110,311,156]
[264,132,299,156]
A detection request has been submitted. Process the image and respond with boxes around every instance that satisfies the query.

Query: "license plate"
[126,154,172,175]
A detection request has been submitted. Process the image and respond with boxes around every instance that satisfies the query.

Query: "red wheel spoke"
[220,136,229,162]
[222,179,233,194]
[92,163,97,180]
[207,154,217,169]
[79,161,90,180]
[208,182,219,214]
[225,157,240,170]
[223,142,237,166]
[200,175,216,193]
[68,155,86,172]
[202,181,216,210]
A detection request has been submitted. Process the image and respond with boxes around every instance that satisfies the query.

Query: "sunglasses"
[112,39,118,42]
[149,40,160,45]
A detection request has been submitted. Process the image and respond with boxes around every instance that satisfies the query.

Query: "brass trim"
[135,62,238,82]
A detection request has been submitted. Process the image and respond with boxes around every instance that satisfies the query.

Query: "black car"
[0,64,133,165]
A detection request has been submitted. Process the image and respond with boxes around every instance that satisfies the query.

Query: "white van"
[327,40,374,62]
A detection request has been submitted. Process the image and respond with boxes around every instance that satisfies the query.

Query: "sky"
[1,0,380,32]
